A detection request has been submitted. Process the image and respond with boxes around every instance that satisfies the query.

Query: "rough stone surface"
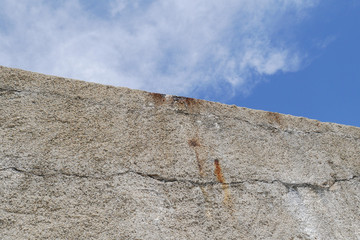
[0,66,359,240]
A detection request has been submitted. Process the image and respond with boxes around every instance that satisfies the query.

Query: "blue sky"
[0,0,359,127]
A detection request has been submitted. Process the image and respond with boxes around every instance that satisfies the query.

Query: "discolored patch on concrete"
[1,66,359,239]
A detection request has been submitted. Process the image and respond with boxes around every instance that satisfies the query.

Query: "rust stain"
[172,95,200,111]
[149,92,166,105]
[214,159,225,183]
[200,186,212,218]
[188,138,205,177]
[214,159,232,206]
[188,138,200,147]
[188,137,212,217]
[187,136,214,217]
[183,97,198,108]
[149,93,202,111]
[266,112,282,125]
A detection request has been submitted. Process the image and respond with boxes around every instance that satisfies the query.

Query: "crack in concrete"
[0,207,101,218]
[139,173,359,192]
[0,167,129,179]
[0,87,21,93]
[1,167,358,192]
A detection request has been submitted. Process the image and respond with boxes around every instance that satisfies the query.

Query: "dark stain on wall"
[188,138,200,147]
[213,159,232,207]
[188,138,205,177]
[172,96,199,108]
[214,159,225,184]
[266,112,282,125]
[149,93,201,112]
[150,93,166,105]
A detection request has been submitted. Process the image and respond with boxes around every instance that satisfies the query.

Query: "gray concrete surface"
[1,66,359,239]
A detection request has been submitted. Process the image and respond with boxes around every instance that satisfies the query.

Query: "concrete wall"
[1,66,359,239]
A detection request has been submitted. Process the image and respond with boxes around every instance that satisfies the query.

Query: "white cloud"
[315,35,336,49]
[0,0,319,99]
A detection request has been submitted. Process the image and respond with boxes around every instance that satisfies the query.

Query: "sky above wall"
[0,0,359,127]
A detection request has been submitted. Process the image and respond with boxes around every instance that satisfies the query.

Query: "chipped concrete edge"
[1,65,359,139]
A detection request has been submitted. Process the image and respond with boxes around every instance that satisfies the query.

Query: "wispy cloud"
[0,0,319,99]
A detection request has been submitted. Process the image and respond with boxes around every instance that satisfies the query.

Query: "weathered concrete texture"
[0,66,359,240]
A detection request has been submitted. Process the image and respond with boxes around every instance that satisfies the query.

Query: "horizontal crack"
[129,171,360,192]
[0,208,101,219]
[130,171,220,186]
[1,167,358,192]
[0,87,21,92]
[0,167,129,179]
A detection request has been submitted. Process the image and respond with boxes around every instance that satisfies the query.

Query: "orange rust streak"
[214,159,225,184]
[188,138,204,177]
[149,92,166,105]
[214,159,232,207]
